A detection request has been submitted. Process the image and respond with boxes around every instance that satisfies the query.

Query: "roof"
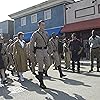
[0,20,14,23]
[9,0,74,19]
[61,18,100,33]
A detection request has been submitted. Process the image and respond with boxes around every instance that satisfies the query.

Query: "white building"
[61,0,100,41]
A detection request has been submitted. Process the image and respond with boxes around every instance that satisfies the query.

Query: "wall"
[8,20,14,38]
[0,21,8,33]
[14,4,64,34]
[66,0,100,24]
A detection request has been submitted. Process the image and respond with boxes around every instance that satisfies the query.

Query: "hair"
[51,32,56,36]
[17,32,24,39]
[72,33,76,37]
[13,37,18,42]
[38,20,45,25]
[92,30,96,34]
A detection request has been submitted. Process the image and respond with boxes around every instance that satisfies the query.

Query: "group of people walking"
[0,20,100,89]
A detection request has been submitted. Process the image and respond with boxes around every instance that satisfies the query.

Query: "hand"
[78,51,81,55]
[51,54,54,59]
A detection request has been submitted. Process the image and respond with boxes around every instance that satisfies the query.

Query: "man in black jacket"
[69,33,83,73]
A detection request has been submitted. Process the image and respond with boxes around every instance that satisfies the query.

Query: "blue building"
[9,0,75,42]
[0,20,14,40]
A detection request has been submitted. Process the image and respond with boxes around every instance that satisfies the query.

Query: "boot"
[58,65,66,78]
[77,69,80,73]
[35,72,47,89]
[77,61,80,73]
[43,69,48,77]
[89,68,93,72]
[53,67,58,70]
[97,68,100,72]
[72,61,75,73]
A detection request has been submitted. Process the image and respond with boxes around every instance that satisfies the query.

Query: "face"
[92,30,96,36]
[19,34,24,40]
[0,38,4,43]
[52,33,56,38]
[39,22,45,30]
[72,35,76,40]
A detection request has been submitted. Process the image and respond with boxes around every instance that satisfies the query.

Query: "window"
[31,14,37,23]
[0,29,2,33]
[98,4,100,13]
[44,9,51,20]
[21,17,26,26]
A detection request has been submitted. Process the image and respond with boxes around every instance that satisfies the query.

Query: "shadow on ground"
[44,88,86,100]
[0,86,13,99]
[20,78,46,95]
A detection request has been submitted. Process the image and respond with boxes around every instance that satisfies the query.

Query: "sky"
[0,0,80,22]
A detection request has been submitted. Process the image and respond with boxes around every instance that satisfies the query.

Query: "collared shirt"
[30,29,49,48]
[19,40,24,48]
[48,37,58,54]
[68,39,83,52]
[89,35,100,48]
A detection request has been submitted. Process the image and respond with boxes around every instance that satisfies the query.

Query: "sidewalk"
[62,60,97,66]
[0,60,100,100]
[80,60,96,66]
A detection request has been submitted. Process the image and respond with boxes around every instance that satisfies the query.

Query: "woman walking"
[0,35,8,84]
[13,32,28,82]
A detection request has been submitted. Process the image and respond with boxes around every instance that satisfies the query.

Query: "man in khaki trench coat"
[13,32,28,82]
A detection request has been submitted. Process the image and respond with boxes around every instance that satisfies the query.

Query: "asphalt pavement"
[0,60,100,100]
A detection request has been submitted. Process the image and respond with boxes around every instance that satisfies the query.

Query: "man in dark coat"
[69,33,83,73]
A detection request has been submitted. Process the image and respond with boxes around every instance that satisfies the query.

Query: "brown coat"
[13,40,28,72]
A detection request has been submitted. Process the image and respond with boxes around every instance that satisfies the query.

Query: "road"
[0,60,100,100]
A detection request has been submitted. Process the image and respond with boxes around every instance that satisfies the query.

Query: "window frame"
[44,9,51,20]
[21,17,26,26]
[31,13,37,23]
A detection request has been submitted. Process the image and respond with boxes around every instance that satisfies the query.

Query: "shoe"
[64,66,70,70]
[77,68,80,73]
[11,70,14,76]
[36,72,47,89]
[89,69,93,72]
[64,66,67,69]
[5,73,9,78]
[72,69,75,73]
[19,77,24,82]
[53,67,58,70]
[77,70,80,73]
[32,72,37,75]
[2,80,8,84]
[43,70,48,77]
[35,75,41,81]
[97,69,100,72]
[60,74,66,78]
[19,74,24,82]
[40,83,47,89]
